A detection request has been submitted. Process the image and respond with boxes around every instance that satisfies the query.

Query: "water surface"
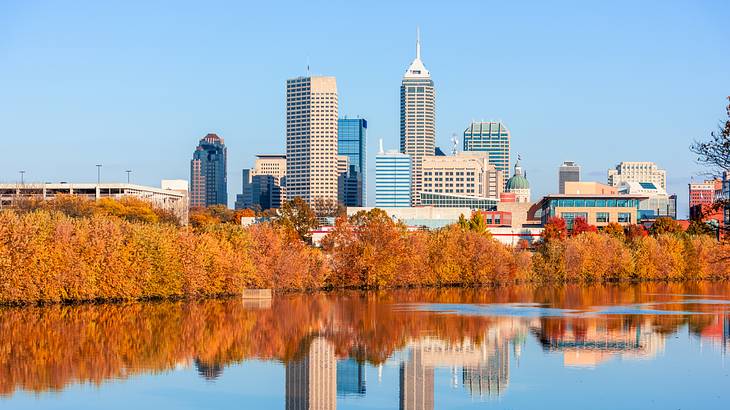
[2,283,729,409]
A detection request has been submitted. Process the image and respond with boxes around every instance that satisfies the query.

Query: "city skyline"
[2,1,730,218]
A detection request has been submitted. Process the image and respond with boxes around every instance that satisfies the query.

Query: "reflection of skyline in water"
[2,283,730,406]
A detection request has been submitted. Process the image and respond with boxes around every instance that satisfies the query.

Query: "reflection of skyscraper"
[399,347,434,410]
[336,359,366,397]
[194,358,223,381]
[461,344,509,398]
[286,337,337,410]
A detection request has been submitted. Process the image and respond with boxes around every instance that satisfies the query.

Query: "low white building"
[0,180,189,224]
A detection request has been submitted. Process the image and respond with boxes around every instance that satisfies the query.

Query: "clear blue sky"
[1,0,729,217]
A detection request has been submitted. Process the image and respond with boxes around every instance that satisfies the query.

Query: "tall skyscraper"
[462,121,511,180]
[401,30,435,205]
[376,140,411,208]
[286,76,339,205]
[338,118,367,206]
[607,161,667,190]
[190,133,227,208]
[558,161,581,194]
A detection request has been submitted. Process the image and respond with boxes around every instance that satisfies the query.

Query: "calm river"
[1,283,729,409]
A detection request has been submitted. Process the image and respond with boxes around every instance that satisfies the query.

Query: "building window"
[618,213,631,223]
[596,212,609,223]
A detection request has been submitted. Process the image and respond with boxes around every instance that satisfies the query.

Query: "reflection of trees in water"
[1,282,729,397]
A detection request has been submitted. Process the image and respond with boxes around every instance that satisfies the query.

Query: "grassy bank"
[0,205,728,305]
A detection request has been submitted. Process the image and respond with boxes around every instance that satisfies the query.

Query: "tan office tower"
[401,30,435,205]
[286,76,339,205]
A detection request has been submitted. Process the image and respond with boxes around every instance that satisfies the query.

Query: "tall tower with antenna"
[400,28,435,206]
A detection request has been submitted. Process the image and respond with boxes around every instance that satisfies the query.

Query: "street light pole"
[96,164,102,185]
[126,170,132,184]
[19,170,25,185]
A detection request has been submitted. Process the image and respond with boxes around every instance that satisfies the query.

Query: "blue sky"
[1,0,729,216]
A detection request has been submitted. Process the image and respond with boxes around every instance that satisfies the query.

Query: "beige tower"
[286,76,339,205]
[401,30,435,205]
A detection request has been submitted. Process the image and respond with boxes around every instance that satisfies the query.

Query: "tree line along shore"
[0,195,727,305]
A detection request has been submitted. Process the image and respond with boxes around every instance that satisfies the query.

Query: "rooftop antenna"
[416,27,421,60]
[306,56,310,76]
[450,133,459,156]
[378,138,384,154]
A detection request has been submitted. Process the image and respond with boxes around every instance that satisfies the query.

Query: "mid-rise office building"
[619,181,677,220]
[236,154,286,210]
[421,151,503,200]
[538,193,647,228]
[401,32,435,205]
[376,141,411,208]
[558,161,581,194]
[607,162,666,190]
[689,179,722,208]
[190,133,227,208]
[338,118,367,206]
[335,158,362,208]
[463,121,511,179]
[505,157,530,203]
[286,76,339,205]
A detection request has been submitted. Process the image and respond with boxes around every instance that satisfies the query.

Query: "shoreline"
[2,278,727,308]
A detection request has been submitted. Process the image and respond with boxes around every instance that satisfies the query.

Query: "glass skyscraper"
[338,118,367,206]
[376,143,411,208]
[190,133,227,208]
[463,121,510,180]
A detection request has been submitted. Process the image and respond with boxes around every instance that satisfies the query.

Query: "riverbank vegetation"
[0,195,729,305]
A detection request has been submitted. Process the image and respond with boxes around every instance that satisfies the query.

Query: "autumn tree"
[276,197,319,242]
[321,208,408,288]
[649,217,684,236]
[603,222,625,240]
[625,224,649,242]
[541,217,568,242]
[571,217,598,236]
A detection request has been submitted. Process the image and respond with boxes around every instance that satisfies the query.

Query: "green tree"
[276,197,319,242]
[457,214,469,230]
[686,220,716,237]
[649,217,684,236]
[468,212,491,236]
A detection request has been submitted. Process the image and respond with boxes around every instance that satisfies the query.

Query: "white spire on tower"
[416,27,421,60]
